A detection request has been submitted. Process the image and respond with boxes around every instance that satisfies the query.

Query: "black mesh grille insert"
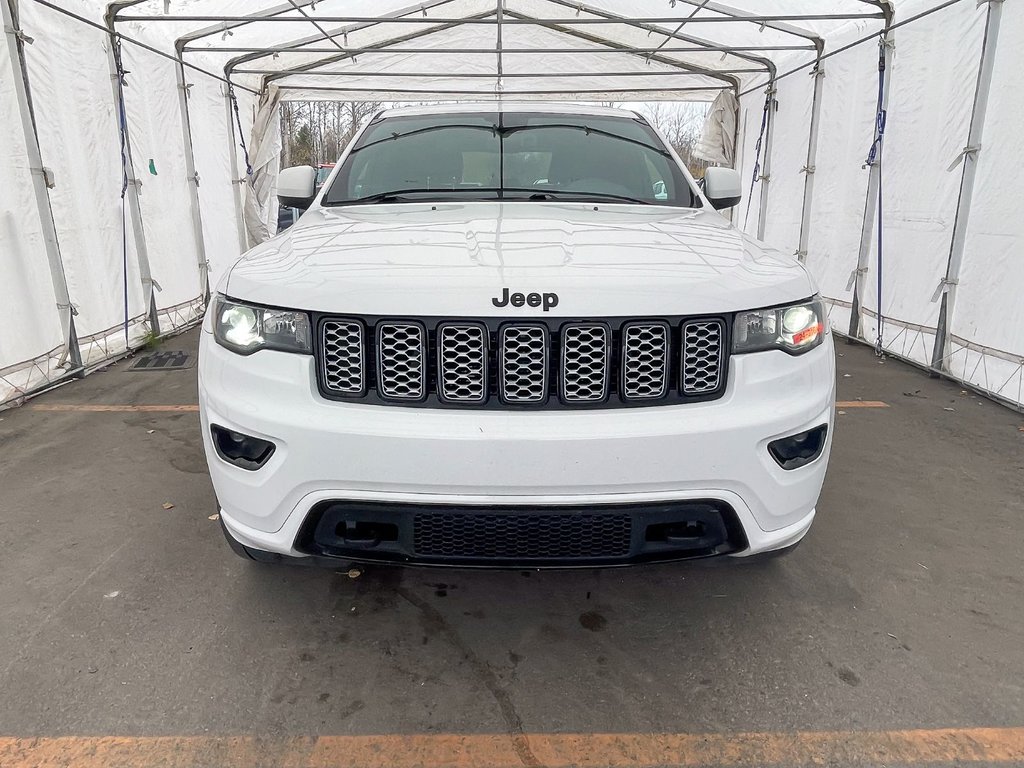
[413,512,632,559]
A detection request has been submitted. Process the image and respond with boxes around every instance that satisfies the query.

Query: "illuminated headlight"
[733,298,826,355]
[212,296,311,355]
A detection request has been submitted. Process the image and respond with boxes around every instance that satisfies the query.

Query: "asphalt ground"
[1,328,1022,767]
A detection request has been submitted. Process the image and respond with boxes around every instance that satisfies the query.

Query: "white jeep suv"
[199,103,835,568]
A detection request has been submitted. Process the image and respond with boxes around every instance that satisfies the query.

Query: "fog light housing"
[768,424,828,470]
[210,425,276,470]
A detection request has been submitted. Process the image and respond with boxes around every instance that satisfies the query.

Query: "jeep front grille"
[437,323,487,403]
[500,325,548,403]
[317,315,728,408]
[682,320,724,395]
[622,322,669,400]
[321,319,365,395]
[376,322,426,400]
[561,324,609,402]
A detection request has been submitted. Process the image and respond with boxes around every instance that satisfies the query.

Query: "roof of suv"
[374,102,644,120]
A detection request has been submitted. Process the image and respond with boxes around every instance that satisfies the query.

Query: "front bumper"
[199,329,834,564]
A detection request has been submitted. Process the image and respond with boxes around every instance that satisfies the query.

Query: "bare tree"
[279,100,383,167]
[634,102,710,176]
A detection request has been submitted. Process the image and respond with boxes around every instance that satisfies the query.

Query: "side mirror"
[277,165,318,210]
[703,166,742,210]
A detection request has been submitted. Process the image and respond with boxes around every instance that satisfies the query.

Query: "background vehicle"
[314,163,335,190]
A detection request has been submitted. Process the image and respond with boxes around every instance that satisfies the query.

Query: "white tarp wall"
[737,0,1024,409]
[0,20,65,398]
[1,0,260,404]
[950,7,1024,406]
[23,0,150,364]
[1,0,1023,410]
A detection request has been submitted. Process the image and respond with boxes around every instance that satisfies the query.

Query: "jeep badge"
[491,288,559,312]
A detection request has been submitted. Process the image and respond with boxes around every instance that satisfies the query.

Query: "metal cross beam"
[186,44,817,54]
[500,8,745,88]
[119,14,887,25]
[669,0,831,52]
[240,68,767,77]
[252,0,756,90]
[285,0,347,54]
[260,11,497,84]
[540,0,777,75]
[274,84,733,97]
[173,0,320,52]
[216,0,460,75]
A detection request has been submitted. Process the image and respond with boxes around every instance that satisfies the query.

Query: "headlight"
[733,298,826,355]
[212,296,311,355]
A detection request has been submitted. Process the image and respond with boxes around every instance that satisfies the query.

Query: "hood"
[226,202,814,316]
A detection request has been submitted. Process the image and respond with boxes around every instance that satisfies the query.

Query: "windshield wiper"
[497,123,674,159]
[348,123,498,154]
[325,187,652,207]
[503,188,651,205]
[324,188,502,206]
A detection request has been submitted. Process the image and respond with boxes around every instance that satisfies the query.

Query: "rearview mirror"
[277,165,318,210]
[703,167,742,211]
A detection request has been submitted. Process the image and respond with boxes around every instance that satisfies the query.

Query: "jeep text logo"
[491,288,559,312]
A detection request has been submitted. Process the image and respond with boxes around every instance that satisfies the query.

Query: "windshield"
[322,112,700,208]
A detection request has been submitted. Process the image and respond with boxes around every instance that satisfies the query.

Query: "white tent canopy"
[2,0,1023,410]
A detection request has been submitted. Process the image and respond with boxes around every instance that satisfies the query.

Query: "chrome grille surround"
[437,323,487,403]
[682,319,724,395]
[621,322,670,400]
[320,319,365,395]
[560,323,610,403]
[376,322,426,400]
[499,324,548,404]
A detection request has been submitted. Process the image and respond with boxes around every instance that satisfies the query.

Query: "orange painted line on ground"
[26,404,200,412]
[25,401,888,413]
[0,728,1022,768]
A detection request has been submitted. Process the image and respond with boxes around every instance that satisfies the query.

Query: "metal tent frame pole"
[669,0,837,47]
[175,0,320,49]
[272,84,734,97]
[224,83,249,252]
[931,0,1004,374]
[495,0,503,96]
[795,55,825,262]
[3,0,82,373]
[541,0,781,72]
[237,68,767,77]
[250,2,752,92]
[104,8,161,337]
[111,1,210,308]
[189,45,817,55]
[848,29,894,341]
[29,0,257,94]
[199,0,461,73]
[755,79,777,241]
[797,1,892,264]
[259,14,496,83]
[119,14,885,25]
[174,50,212,302]
[497,4,749,91]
